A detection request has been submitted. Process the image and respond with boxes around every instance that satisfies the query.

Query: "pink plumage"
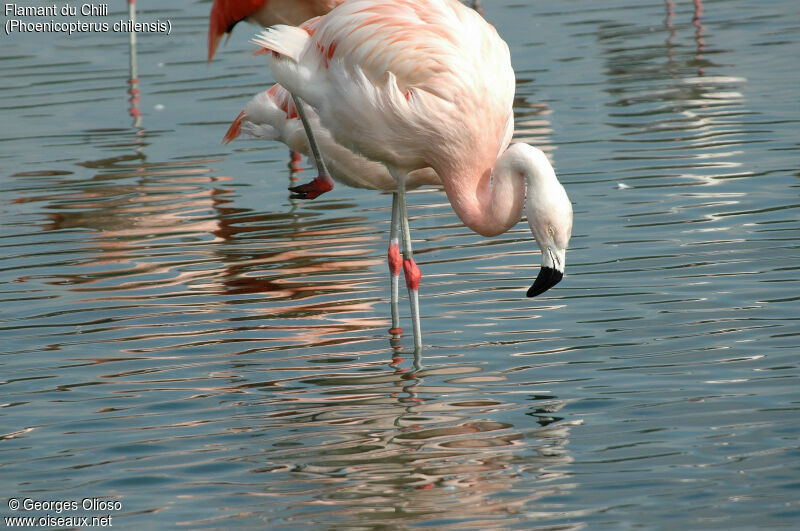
[224,84,439,191]
[208,0,345,62]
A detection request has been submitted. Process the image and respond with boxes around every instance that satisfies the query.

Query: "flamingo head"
[527,227,569,297]
[515,144,573,297]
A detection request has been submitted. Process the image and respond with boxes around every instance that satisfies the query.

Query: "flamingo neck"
[438,147,528,238]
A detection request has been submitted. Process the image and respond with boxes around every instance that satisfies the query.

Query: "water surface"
[1,0,799,528]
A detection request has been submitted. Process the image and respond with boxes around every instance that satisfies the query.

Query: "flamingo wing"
[252,0,515,176]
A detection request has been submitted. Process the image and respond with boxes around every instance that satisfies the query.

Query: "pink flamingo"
[210,1,485,199]
[208,0,483,62]
[208,0,346,62]
[246,0,573,350]
[223,85,439,192]
[208,0,348,196]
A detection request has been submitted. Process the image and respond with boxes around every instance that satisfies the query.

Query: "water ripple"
[1,0,799,528]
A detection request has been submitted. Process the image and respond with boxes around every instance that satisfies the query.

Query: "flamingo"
[208,0,483,62]
[210,1,484,199]
[223,85,439,192]
[245,0,573,350]
[208,0,346,62]
[209,0,348,194]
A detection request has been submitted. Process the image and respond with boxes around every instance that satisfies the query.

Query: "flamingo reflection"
[602,0,747,189]
[225,358,580,527]
[127,0,141,128]
[19,150,400,351]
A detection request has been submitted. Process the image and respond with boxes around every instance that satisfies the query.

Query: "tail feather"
[208,28,222,63]
[251,25,310,61]
[208,0,268,61]
[222,87,295,145]
[222,110,246,144]
[207,0,225,62]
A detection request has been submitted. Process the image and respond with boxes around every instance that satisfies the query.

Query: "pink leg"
[388,242,403,335]
[388,193,403,335]
[397,180,422,352]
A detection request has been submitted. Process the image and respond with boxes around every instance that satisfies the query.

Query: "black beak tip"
[527,267,563,297]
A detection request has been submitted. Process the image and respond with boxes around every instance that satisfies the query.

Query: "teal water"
[1,0,798,528]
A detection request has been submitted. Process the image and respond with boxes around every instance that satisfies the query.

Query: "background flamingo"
[246,0,573,349]
[209,0,348,198]
[208,0,346,62]
[223,85,439,192]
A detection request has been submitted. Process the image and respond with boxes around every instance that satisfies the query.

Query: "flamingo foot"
[288,174,334,199]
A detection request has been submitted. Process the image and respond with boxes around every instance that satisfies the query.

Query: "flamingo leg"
[288,95,334,199]
[397,178,423,352]
[388,193,402,335]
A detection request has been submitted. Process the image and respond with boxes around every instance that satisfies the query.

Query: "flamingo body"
[224,85,440,191]
[256,1,514,195]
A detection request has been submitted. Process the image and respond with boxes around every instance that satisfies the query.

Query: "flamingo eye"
[548,226,555,237]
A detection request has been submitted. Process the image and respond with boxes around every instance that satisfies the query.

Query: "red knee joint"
[388,244,402,276]
[403,258,421,291]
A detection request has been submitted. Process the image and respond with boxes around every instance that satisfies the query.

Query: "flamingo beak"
[527,267,563,297]
[527,245,566,297]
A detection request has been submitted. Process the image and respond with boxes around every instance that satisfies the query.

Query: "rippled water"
[2,0,799,528]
